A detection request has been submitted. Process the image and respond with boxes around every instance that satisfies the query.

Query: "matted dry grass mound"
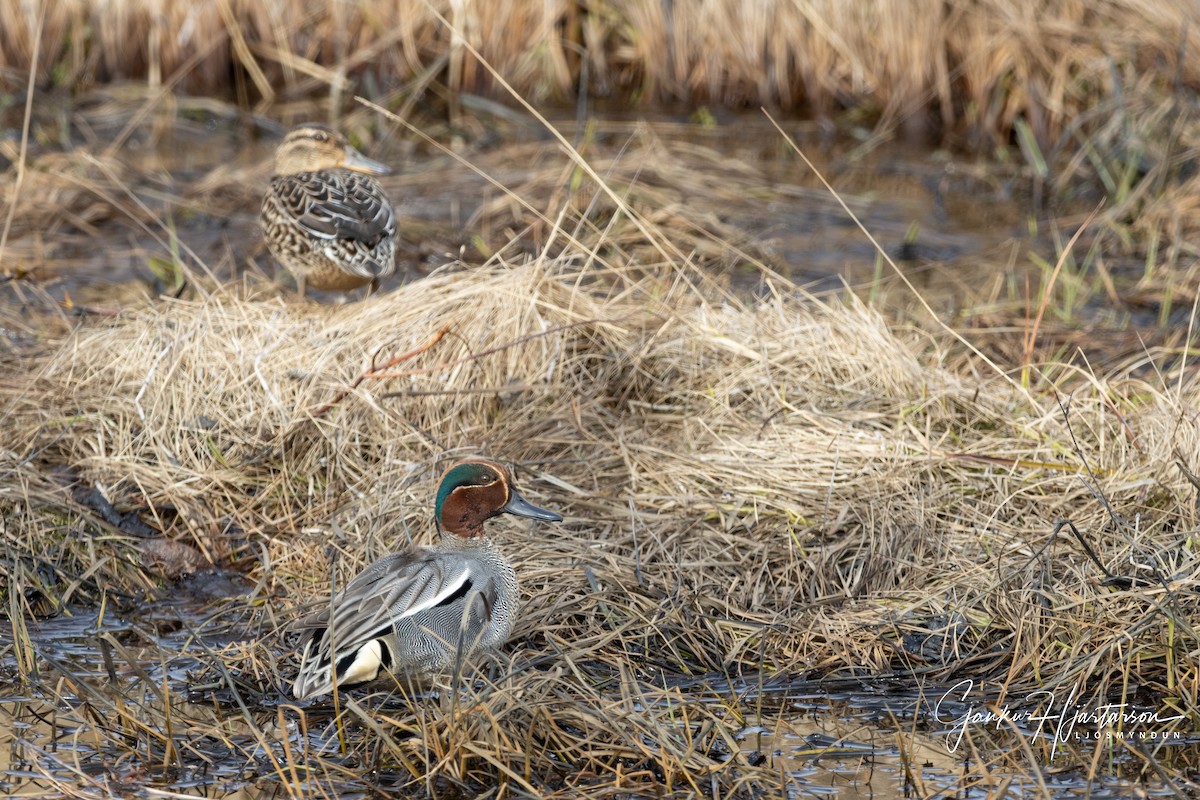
[1,257,1199,792]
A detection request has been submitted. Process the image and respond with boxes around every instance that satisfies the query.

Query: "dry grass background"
[3,0,1198,147]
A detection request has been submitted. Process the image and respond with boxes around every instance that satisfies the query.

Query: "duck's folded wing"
[295,551,475,665]
[271,172,395,247]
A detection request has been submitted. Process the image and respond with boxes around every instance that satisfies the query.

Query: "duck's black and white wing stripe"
[291,549,475,700]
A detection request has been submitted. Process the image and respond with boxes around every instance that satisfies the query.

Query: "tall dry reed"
[2,0,1196,146]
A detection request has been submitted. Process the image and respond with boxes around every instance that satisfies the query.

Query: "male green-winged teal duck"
[291,459,563,700]
[261,123,397,297]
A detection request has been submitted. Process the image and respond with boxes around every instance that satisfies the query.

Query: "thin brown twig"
[303,315,607,433]
[308,324,452,419]
[366,317,605,381]
[60,298,125,317]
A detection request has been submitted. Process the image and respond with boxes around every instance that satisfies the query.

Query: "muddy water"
[0,698,967,798]
[0,581,1190,797]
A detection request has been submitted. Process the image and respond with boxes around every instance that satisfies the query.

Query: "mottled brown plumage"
[261,124,396,297]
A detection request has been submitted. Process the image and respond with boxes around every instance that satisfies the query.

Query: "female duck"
[261,123,397,297]
[292,459,562,700]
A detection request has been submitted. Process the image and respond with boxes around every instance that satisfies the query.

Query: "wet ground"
[0,585,1192,798]
[1,100,1162,321]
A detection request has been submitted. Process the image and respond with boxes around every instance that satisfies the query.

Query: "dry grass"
[2,0,1197,147]
[2,243,1200,793]
[0,6,1198,786]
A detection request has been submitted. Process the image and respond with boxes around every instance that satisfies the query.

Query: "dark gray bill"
[503,489,563,522]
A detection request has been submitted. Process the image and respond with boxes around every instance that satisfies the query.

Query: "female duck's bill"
[338,144,390,176]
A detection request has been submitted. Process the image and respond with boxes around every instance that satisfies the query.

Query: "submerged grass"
[1,241,1199,793]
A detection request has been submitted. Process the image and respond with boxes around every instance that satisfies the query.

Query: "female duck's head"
[272,123,392,176]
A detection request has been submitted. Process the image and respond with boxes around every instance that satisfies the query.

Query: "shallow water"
[0,590,1192,798]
